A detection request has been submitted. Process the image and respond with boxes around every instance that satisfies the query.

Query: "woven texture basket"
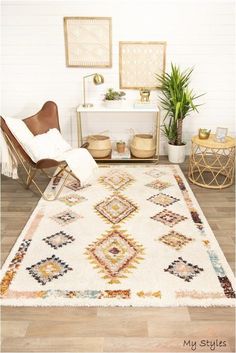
[131,134,156,158]
[87,135,112,158]
[130,145,156,158]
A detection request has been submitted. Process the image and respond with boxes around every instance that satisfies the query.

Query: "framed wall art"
[119,41,166,89]
[64,17,112,67]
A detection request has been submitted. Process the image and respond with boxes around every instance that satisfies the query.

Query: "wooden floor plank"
[1,337,104,352]
[97,307,191,321]
[26,318,148,337]
[148,321,234,338]
[1,321,29,338]
[189,307,235,321]
[1,307,97,322]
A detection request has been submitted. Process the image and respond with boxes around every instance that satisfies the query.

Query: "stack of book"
[111,147,131,160]
[133,101,156,109]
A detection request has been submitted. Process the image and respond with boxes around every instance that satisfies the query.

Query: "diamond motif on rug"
[99,169,134,190]
[43,231,75,249]
[164,257,203,282]
[151,209,187,227]
[59,193,87,207]
[85,228,144,284]
[145,169,165,178]
[26,255,73,285]
[145,180,172,191]
[148,193,180,207]
[159,231,193,250]
[95,194,138,224]
[51,210,82,226]
[66,180,90,191]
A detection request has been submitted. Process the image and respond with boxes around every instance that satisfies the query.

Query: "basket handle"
[129,128,136,136]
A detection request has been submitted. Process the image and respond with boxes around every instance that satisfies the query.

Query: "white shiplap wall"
[1,0,235,154]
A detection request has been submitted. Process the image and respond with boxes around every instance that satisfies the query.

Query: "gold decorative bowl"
[198,129,211,140]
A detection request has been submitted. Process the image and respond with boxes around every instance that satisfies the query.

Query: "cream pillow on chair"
[30,128,71,161]
[5,117,71,162]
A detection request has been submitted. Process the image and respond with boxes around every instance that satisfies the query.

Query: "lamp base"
[82,103,93,108]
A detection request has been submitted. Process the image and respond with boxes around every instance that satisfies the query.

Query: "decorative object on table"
[188,134,236,189]
[119,41,166,89]
[82,73,104,108]
[87,134,112,158]
[130,133,156,158]
[1,165,235,307]
[140,88,150,102]
[64,17,112,67]
[156,63,204,163]
[198,128,211,140]
[111,147,130,160]
[103,88,126,108]
[116,140,126,153]
[215,127,228,143]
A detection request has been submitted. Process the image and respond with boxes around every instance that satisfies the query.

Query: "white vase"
[168,143,186,163]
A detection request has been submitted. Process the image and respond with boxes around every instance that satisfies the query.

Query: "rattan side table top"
[192,134,236,149]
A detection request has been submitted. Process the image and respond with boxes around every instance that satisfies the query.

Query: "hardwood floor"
[1,158,235,353]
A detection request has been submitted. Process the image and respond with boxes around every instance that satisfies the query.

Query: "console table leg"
[76,111,82,147]
[155,110,160,162]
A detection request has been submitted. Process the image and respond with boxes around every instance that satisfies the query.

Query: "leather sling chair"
[0,101,88,201]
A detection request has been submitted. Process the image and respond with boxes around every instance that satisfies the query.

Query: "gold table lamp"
[82,73,104,107]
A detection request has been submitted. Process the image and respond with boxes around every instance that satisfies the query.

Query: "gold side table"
[188,134,236,189]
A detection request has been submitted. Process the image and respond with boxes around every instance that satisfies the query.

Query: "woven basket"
[130,133,156,158]
[87,135,112,158]
[130,144,156,158]
[132,134,155,150]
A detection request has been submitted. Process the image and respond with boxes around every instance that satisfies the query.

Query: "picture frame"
[119,41,166,89]
[215,127,228,142]
[64,17,112,67]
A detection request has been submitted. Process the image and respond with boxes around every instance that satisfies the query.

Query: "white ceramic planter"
[103,100,122,108]
[168,143,186,163]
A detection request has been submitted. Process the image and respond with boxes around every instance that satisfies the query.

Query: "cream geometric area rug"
[0,165,235,306]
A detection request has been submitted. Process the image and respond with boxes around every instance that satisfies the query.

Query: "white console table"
[76,105,160,162]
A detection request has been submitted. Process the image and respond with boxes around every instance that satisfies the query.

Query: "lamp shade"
[93,73,104,85]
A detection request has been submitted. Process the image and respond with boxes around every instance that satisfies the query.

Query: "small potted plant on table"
[103,88,126,108]
[156,63,203,163]
[116,140,126,153]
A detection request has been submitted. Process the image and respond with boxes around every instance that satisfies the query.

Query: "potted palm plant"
[156,63,202,163]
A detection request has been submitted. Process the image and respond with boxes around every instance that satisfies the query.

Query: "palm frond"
[156,63,203,145]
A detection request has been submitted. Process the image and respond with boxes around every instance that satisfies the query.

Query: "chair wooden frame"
[1,101,88,201]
